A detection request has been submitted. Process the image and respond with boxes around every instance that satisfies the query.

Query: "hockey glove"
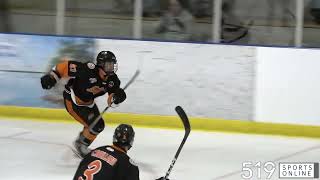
[40,74,57,89]
[113,88,126,104]
[155,177,169,180]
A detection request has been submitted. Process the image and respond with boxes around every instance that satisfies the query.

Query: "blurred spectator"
[267,0,293,26]
[143,0,161,17]
[220,0,249,43]
[155,0,194,41]
[310,0,320,23]
[188,0,238,19]
[110,0,163,17]
[189,0,212,18]
[111,0,133,14]
[0,0,11,32]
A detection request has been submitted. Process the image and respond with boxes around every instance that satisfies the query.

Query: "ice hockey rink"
[0,118,319,180]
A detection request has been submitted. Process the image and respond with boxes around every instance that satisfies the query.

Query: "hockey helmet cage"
[96,51,118,74]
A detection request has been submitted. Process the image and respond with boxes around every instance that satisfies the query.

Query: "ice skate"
[72,139,91,158]
[70,131,93,159]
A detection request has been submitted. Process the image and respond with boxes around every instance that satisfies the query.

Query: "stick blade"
[175,106,191,133]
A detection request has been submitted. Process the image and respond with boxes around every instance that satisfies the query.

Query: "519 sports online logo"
[241,161,319,179]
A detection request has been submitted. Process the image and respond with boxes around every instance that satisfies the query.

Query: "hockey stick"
[88,51,150,130]
[89,69,140,130]
[163,106,191,179]
[0,69,45,74]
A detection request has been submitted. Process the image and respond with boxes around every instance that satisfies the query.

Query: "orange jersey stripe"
[65,99,97,141]
[56,61,69,78]
[111,145,126,153]
[83,128,97,141]
[65,99,88,127]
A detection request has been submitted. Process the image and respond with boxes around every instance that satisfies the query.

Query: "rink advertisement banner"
[0,34,256,120]
[0,33,96,108]
[95,39,256,120]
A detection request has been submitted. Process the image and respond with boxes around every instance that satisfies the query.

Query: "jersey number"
[78,160,102,180]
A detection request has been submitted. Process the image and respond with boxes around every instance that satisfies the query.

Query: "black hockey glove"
[155,177,169,180]
[113,88,126,104]
[40,74,57,89]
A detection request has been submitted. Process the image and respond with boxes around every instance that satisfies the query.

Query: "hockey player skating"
[40,51,127,158]
[73,124,169,180]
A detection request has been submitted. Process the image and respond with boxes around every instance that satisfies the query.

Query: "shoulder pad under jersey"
[129,158,138,166]
[106,146,115,152]
[87,62,95,69]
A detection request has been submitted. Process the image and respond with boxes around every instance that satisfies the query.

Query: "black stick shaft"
[164,133,189,179]
[89,70,140,130]
[164,106,191,179]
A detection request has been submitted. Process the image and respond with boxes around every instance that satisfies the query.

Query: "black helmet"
[113,124,135,150]
[96,51,118,74]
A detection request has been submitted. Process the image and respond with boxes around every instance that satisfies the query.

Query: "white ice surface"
[0,118,319,180]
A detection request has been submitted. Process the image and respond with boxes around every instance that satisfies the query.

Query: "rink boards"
[1,33,320,138]
[1,105,320,138]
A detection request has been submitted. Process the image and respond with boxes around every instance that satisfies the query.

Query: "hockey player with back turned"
[40,51,127,158]
[73,124,169,180]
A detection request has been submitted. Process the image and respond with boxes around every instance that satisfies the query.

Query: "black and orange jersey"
[73,145,140,180]
[51,60,120,104]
